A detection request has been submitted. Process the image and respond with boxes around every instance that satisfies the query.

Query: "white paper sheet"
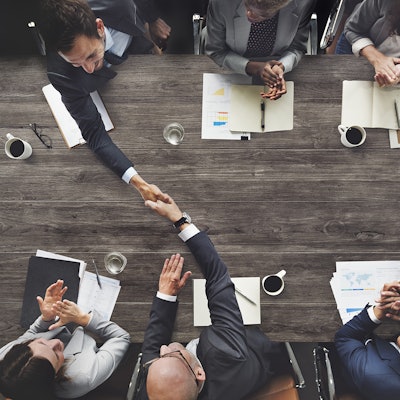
[193,277,260,326]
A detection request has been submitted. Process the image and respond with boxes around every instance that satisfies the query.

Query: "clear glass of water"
[163,122,185,145]
[104,252,127,274]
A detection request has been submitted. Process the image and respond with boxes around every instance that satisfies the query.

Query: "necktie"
[104,50,127,65]
[244,12,279,58]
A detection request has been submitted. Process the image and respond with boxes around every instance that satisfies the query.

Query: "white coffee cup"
[104,252,127,274]
[262,269,286,296]
[163,122,185,145]
[4,133,33,159]
[337,125,366,147]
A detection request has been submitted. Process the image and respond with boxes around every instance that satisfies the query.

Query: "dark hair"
[39,0,100,52]
[0,341,56,400]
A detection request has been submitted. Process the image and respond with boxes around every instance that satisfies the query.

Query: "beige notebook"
[193,277,261,326]
[42,83,114,148]
[229,82,294,133]
[341,80,400,129]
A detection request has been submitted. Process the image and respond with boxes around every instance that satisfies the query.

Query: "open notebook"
[229,82,294,133]
[193,277,261,326]
[341,80,400,129]
[42,83,114,148]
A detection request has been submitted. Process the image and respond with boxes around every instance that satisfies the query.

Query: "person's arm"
[145,196,248,357]
[205,0,250,75]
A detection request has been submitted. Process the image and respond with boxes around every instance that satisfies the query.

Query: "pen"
[395,99,400,129]
[260,100,265,131]
[235,286,257,305]
[92,258,102,289]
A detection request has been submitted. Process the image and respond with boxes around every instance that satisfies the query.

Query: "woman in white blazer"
[0,280,130,399]
[205,0,316,99]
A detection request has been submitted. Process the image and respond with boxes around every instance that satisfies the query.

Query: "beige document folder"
[42,83,114,148]
[193,277,261,326]
[229,82,294,133]
[341,80,400,129]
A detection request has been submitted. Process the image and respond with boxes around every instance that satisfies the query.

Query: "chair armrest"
[285,342,305,389]
[126,352,142,400]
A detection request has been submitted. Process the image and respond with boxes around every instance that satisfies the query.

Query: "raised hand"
[37,280,68,321]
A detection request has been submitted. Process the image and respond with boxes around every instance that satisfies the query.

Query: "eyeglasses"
[135,350,201,395]
[29,123,52,149]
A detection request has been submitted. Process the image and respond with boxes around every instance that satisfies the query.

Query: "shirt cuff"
[178,224,200,242]
[367,305,382,324]
[122,167,138,184]
[352,38,374,57]
[156,291,177,302]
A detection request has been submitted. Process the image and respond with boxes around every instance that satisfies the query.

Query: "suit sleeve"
[343,0,383,49]
[278,0,316,73]
[141,297,179,363]
[185,231,248,358]
[48,70,134,179]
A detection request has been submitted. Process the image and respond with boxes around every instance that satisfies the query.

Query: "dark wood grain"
[0,54,399,346]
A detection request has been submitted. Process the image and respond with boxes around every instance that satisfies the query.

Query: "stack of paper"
[330,260,400,324]
[193,277,260,326]
[35,250,120,321]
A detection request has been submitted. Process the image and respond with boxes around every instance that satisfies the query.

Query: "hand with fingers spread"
[49,299,90,330]
[37,280,68,321]
[158,254,192,296]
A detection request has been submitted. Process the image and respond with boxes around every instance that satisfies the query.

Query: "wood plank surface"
[0,54,399,346]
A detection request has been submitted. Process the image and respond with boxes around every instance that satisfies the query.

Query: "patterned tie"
[244,12,279,58]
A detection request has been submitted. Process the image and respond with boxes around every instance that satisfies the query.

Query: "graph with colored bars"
[207,86,229,128]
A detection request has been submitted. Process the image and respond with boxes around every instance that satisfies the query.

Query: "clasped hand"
[375,281,400,321]
[260,61,287,101]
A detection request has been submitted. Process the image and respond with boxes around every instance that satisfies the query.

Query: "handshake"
[375,281,400,321]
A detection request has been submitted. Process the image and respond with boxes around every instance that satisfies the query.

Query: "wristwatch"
[173,212,191,229]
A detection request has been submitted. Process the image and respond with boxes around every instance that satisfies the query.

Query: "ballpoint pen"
[260,100,265,131]
[235,286,257,305]
[92,258,103,289]
[395,99,400,129]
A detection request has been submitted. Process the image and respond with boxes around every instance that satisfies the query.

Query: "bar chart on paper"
[201,73,251,140]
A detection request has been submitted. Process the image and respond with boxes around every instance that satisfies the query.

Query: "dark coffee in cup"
[9,140,25,157]
[263,275,283,293]
[346,127,363,145]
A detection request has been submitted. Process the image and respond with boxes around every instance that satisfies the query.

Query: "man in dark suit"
[335,281,400,400]
[39,0,170,201]
[140,194,284,400]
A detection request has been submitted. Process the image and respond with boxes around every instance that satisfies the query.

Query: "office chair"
[319,0,346,50]
[245,342,306,400]
[313,345,364,400]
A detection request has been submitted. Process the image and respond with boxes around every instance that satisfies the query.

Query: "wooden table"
[0,54,399,346]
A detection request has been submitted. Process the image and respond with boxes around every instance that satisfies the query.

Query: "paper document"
[42,83,114,148]
[229,82,294,133]
[201,73,251,140]
[77,272,121,321]
[193,277,260,326]
[331,260,400,323]
[341,80,400,129]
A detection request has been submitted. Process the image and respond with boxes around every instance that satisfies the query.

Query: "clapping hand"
[158,254,192,297]
[37,280,68,322]
[49,299,90,330]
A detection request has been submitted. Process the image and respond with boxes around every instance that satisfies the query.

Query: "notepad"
[42,83,114,148]
[229,82,294,133]
[341,80,400,129]
[193,277,261,326]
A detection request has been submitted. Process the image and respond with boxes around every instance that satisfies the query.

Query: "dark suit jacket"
[142,231,279,400]
[335,306,400,400]
[46,0,158,178]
